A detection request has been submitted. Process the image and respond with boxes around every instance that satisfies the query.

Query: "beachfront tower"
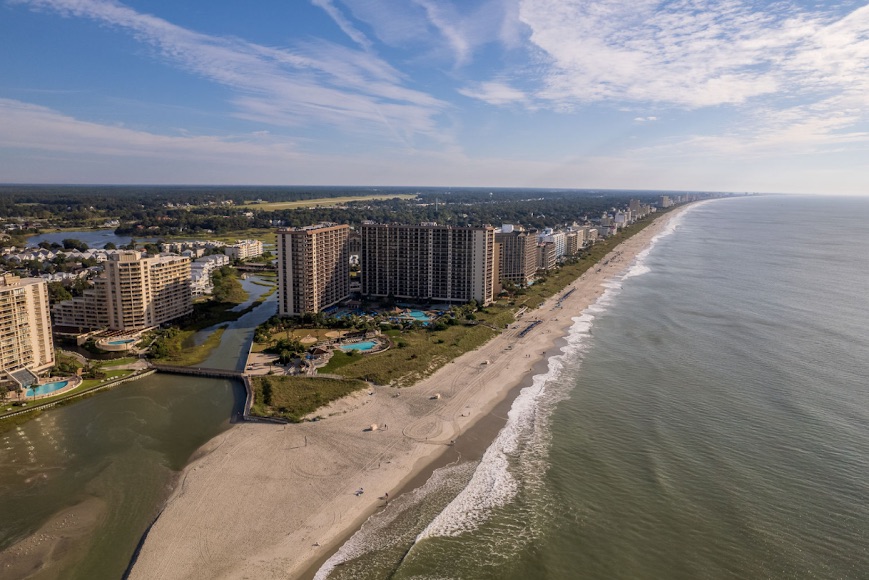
[360,223,496,305]
[277,224,350,316]
[0,274,55,384]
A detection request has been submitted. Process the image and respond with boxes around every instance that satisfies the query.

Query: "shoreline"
[128,207,689,580]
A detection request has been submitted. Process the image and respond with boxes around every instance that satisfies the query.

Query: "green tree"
[47,281,72,304]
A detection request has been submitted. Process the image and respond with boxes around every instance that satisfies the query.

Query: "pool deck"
[22,376,82,401]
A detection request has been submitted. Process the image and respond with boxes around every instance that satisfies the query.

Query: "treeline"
[1,185,675,234]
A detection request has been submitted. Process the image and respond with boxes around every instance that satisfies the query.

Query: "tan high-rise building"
[360,223,495,305]
[277,224,350,316]
[0,275,55,377]
[53,251,192,331]
[495,225,537,287]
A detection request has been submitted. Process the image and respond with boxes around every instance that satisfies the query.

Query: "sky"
[1,0,869,194]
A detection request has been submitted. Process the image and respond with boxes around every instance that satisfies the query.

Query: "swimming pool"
[340,341,377,352]
[107,339,135,345]
[27,380,69,397]
[407,310,431,322]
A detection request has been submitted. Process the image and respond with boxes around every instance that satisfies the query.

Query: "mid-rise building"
[224,239,263,261]
[495,225,537,287]
[361,223,495,305]
[53,252,192,331]
[277,224,350,316]
[0,275,55,379]
[537,242,557,271]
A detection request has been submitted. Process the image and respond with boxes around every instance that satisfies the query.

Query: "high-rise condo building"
[495,225,538,287]
[53,251,192,331]
[0,275,55,379]
[360,223,495,305]
[277,224,350,316]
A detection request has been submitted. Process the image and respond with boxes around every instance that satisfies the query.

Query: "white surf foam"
[414,207,699,541]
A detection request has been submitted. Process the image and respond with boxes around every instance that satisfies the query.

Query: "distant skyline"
[1,0,868,194]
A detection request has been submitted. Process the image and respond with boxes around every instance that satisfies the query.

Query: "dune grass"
[249,375,368,422]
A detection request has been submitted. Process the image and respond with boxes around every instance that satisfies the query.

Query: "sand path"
[129,208,686,580]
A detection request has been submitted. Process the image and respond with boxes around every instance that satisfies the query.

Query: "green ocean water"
[317,195,869,579]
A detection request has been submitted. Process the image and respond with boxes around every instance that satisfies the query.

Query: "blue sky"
[1,0,868,194]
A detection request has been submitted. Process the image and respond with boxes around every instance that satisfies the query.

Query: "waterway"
[192,276,277,371]
[26,229,157,250]
[0,278,276,579]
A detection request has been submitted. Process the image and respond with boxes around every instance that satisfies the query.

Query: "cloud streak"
[15,0,447,145]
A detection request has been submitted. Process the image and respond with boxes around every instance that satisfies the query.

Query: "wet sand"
[129,209,687,580]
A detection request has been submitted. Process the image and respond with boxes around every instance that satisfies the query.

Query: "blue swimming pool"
[340,341,377,352]
[407,310,431,322]
[27,380,69,397]
[108,339,135,345]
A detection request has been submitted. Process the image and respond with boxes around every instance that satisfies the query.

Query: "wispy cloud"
[14,0,447,145]
[0,98,300,161]
[518,1,869,108]
[311,0,374,52]
[458,80,529,106]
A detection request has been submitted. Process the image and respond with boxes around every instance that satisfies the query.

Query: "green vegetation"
[149,327,226,366]
[331,323,497,386]
[211,266,247,303]
[249,376,368,422]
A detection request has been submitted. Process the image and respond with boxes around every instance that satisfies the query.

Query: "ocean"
[317,195,869,579]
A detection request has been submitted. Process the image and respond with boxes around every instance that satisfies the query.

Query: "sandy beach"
[128,208,687,580]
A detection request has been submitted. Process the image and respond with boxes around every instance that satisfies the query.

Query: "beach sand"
[128,208,687,580]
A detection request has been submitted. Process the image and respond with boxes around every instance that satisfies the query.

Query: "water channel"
[0,277,277,579]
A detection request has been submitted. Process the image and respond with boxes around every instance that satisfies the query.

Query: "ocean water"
[317,195,869,579]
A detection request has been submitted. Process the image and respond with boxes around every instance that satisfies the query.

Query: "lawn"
[249,375,368,422]
[327,322,497,387]
[240,194,416,211]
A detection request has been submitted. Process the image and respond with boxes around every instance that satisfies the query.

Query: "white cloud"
[0,98,300,162]
[458,80,528,106]
[311,0,374,51]
[15,0,447,146]
[518,0,869,110]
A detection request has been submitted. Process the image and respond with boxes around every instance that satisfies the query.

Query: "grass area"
[101,357,139,367]
[329,323,497,386]
[241,194,416,211]
[78,369,135,389]
[152,327,227,366]
[249,375,368,422]
[249,279,275,288]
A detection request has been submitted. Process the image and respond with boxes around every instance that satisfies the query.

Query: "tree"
[62,238,89,251]
[103,242,117,250]
[47,281,72,304]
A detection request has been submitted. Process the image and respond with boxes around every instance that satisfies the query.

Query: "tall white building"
[53,252,192,331]
[277,224,350,316]
[0,275,55,381]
